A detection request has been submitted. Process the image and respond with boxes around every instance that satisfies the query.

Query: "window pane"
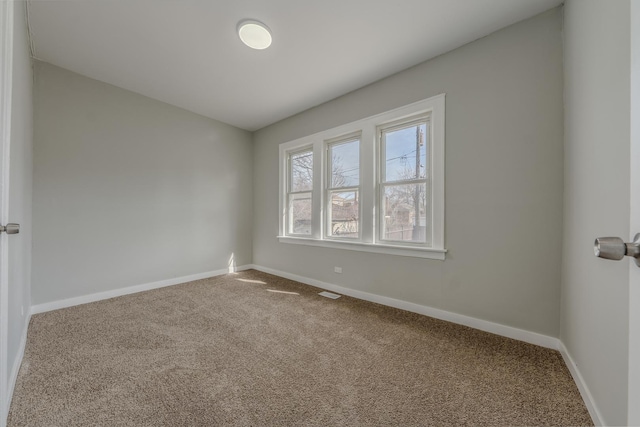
[382,183,427,243]
[330,139,359,187]
[289,193,312,235]
[291,151,313,192]
[329,191,359,238]
[383,122,428,182]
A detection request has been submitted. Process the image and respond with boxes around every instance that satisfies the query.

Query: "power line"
[386,149,417,162]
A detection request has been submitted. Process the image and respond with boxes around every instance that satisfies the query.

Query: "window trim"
[286,147,314,237]
[278,94,446,260]
[325,132,362,241]
[377,115,431,247]
[278,236,446,260]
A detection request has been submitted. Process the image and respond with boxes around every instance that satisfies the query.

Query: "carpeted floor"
[9,270,592,426]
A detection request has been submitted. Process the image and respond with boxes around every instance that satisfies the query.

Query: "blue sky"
[329,122,429,187]
[384,123,428,182]
[331,139,360,187]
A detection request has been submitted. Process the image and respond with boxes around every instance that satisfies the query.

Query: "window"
[379,118,430,245]
[287,149,313,235]
[278,94,445,259]
[327,135,360,239]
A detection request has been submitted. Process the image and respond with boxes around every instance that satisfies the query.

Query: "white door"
[630,1,640,424]
[0,1,14,425]
[592,3,640,423]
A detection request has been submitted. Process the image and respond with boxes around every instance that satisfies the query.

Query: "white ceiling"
[27,0,562,131]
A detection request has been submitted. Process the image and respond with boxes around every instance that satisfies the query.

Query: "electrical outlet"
[334,267,342,274]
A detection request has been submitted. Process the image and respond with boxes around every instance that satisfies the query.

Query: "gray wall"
[561,0,630,425]
[32,62,253,305]
[253,9,564,337]
[7,0,33,404]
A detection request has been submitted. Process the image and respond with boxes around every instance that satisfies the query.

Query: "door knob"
[0,223,19,235]
[594,233,640,266]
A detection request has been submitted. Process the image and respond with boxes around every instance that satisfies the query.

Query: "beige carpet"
[9,270,592,426]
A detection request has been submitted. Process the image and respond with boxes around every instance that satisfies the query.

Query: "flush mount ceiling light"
[237,20,272,50]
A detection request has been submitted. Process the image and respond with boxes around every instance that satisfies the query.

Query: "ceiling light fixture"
[237,19,272,50]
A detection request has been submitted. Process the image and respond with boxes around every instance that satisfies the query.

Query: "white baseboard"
[30,263,560,349]
[30,265,252,315]
[5,311,30,420]
[558,342,603,426]
[247,264,560,350]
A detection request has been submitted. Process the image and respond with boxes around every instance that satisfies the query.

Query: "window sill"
[277,236,446,260]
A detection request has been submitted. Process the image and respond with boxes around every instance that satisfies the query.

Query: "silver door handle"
[594,233,640,266]
[0,223,19,235]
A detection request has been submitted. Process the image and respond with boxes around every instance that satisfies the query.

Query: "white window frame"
[278,94,446,260]
[325,132,362,241]
[285,147,315,237]
[377,115,431,247]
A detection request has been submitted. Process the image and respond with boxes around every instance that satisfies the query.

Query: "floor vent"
[319,291,341,299]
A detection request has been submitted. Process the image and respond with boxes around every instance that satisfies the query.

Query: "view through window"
[278,94,445,259]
